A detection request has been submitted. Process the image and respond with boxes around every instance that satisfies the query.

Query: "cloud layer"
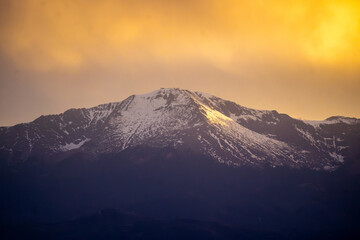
[0,0,359,125]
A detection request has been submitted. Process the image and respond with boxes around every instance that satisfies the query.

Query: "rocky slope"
[1,88,359,170]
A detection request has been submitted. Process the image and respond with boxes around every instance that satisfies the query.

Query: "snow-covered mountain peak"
[304,116,360,128]
[133,88,193,108]
[131,88,240,127]
[1,88,359,171]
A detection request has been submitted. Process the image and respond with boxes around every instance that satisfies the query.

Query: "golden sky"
[0,0,360,126]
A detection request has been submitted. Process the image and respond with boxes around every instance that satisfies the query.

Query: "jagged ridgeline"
[1,88,360,239]
[1,88,359,170]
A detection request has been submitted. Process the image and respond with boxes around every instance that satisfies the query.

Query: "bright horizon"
[1,0,360,126]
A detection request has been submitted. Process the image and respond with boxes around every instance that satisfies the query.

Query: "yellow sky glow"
[0,0,359,125]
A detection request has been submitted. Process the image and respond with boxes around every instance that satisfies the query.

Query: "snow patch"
[60,138,90,151]
[295,126,317,147]
[304,117,360,128]
[329,152,344,163]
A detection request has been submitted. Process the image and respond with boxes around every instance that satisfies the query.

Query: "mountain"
[1,88,359,170]
[1,88,360,239]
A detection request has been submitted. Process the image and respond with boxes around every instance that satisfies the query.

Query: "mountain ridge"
[1,88,359,170]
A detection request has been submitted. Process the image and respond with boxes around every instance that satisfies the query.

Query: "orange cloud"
[0,0,359,126]
[0,0,359,71]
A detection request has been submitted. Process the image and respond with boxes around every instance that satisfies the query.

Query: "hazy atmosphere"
[1,0,359,126]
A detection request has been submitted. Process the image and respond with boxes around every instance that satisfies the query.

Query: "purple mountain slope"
[1,88,359,170]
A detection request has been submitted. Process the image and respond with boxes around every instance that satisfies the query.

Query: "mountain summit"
[1,88,359,170]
